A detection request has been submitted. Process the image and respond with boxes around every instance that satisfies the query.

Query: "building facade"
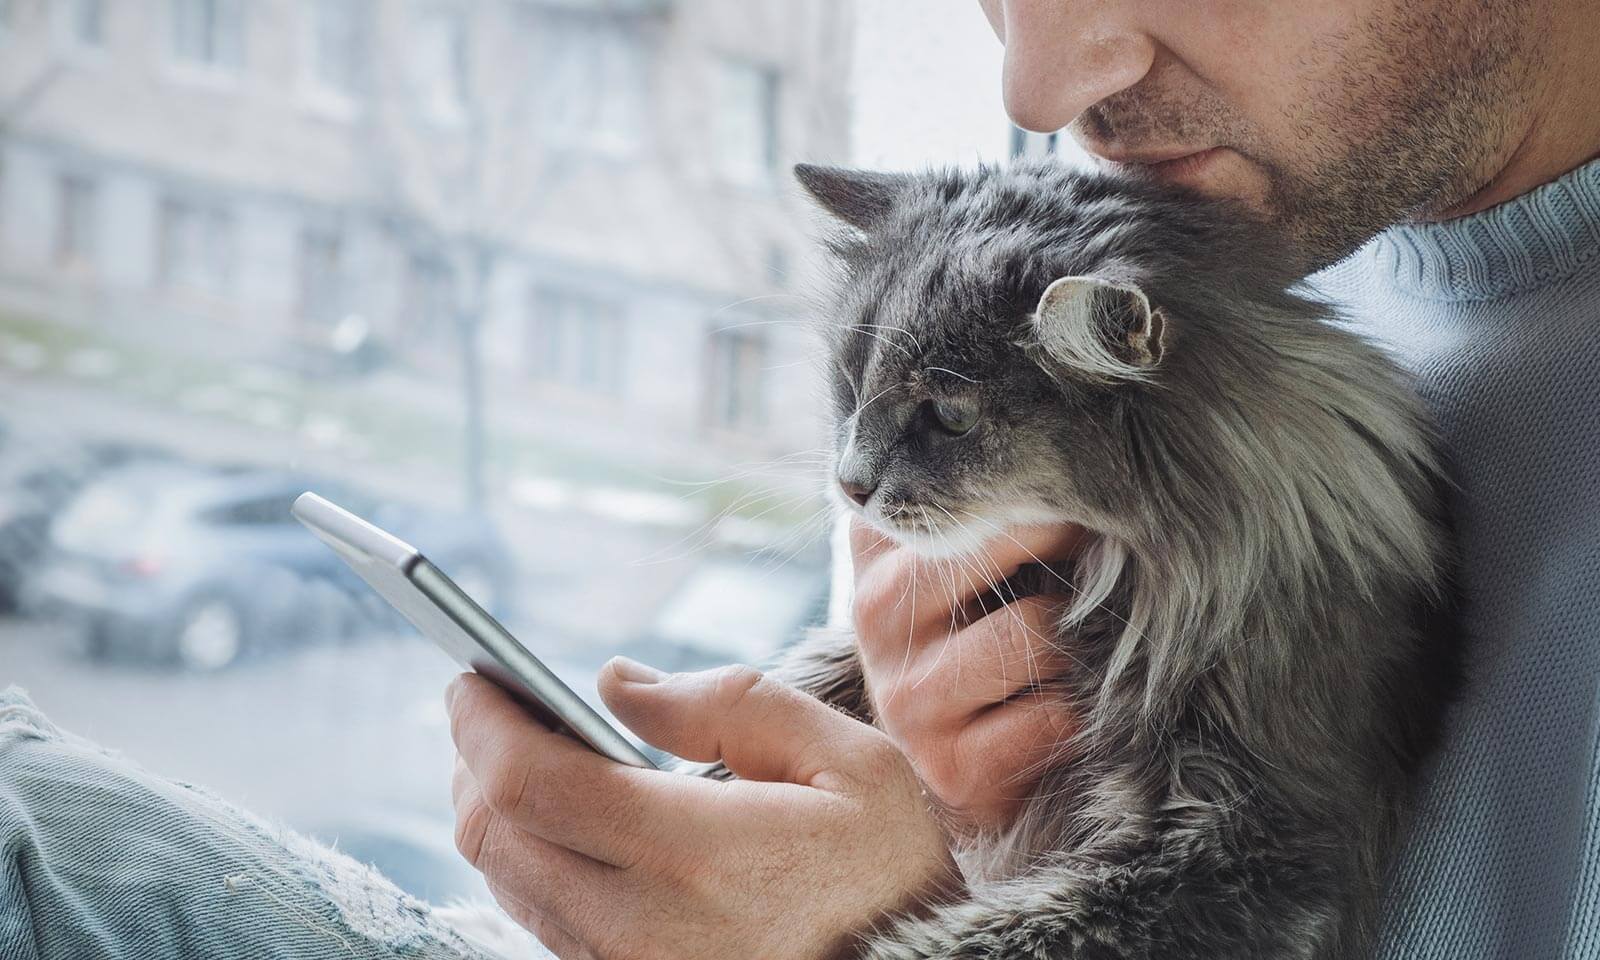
[0,0,852,482]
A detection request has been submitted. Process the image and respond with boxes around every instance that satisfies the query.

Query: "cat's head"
[798,160,1295,561]
[798,159,1447,717]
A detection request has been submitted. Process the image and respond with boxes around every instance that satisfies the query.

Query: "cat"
[705,160,1462,959]
[444,159,1460,959]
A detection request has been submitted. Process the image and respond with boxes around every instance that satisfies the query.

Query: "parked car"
[0,440,170,612]
[29,461,517,670]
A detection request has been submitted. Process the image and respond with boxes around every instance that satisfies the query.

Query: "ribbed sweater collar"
[1354,157,1600,303]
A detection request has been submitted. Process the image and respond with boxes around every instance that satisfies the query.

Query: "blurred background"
[0,0,1079,905]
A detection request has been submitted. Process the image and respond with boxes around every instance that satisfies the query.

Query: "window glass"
[297,227,344,326]
[307,0,368,100]
[157,196,234,292]
[171,0,244,70]
[71,0,105,48]
[54,173,97,269]
[529,288,625,395]
[412,6,468,121]
[705,328,767,431]
[715,59,779,185]
[0,0,1016,909]
[533,14,645,154]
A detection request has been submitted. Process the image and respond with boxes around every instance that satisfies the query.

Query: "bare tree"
[347,1,573,509]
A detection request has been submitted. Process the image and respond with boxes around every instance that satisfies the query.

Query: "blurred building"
[0,0,852,479]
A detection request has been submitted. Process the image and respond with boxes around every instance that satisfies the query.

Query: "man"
[3,1,1596,957]
[445,0,1600,956]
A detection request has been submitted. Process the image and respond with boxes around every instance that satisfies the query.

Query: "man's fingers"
[852,522,1086,656]
[931,596,1070,707]
[848,514,897,568]
[447,673,678,867]
[960,690,1078,794]
[468,803,621,957]
[597,659,889,790]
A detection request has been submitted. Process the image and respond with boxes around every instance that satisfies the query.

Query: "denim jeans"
[0,685,518,959]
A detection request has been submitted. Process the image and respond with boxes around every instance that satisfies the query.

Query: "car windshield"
[51,471,175,553]
[0,0,1037,906]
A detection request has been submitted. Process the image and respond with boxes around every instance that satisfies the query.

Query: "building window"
[528,287,625,395]
[54,173,98,269]
[307,0,369,101]
[704,328,767,431]
[412,6,468,121]
[400,253,455,346]
[171,0,244,70]
[296,228,343,326]
[157,196,234,292]
[70,0,105,48]
[533,15,644,154]
[714,59,779,185]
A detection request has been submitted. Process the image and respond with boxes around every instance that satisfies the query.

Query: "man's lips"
[1089,146,1228,185]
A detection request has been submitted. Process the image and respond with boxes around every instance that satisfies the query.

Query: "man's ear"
[793,163,908,231]
[1031,276,1167,381]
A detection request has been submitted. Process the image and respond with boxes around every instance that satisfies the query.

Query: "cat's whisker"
[629,483,820,567]
[844,380,902,429]
[923,366,981,385]
[930,503,1095,692]
[707,295,809,321]
[957,508,1155,652]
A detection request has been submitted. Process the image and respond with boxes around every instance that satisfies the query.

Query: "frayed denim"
[0,685,510,959]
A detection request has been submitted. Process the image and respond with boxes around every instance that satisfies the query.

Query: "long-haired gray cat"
[724,160,1462,959]
[446,160,1459,959]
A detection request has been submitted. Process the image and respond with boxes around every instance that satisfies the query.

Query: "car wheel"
[174,598,246,671]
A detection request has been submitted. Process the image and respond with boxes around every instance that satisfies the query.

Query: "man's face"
[978,0,1541,264]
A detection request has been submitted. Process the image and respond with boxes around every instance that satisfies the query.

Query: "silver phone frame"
[291,491,656,769]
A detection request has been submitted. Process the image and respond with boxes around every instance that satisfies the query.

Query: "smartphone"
[290,491,657,769]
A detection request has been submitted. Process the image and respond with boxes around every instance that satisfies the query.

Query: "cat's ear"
[793,163,907,231]
[1032,276,1166,380]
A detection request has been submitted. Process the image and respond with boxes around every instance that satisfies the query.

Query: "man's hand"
[848,517,1084,830]
[447,663,962,960]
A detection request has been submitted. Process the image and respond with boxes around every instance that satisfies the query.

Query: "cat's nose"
[838,476,876,507]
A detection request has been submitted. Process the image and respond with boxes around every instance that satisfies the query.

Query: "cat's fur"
[707,160,1462,960]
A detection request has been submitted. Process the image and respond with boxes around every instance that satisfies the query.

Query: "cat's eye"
[930,399,979,435]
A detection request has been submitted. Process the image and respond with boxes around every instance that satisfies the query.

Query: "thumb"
[597,657,878,788]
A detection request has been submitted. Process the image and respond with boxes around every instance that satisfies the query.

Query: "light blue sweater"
[1314,158,1600,957]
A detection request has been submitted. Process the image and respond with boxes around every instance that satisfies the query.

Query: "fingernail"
[610,655,665,684]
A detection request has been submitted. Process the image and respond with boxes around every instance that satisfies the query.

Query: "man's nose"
[988,0,1156,133]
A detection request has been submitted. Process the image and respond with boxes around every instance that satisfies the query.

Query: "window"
[171,0,244,70]
[704,328,767,431]
[297,228,344,326]
[528,287,625,394]
[54,174,98,269]
[68,0,105,48]
[412,6,468,121]
[714,59,779,185]
[157,196,234,292]
[400,252,455,345]
[307,0,369,101]
[765,244,789,287]
[533,16,644,154]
